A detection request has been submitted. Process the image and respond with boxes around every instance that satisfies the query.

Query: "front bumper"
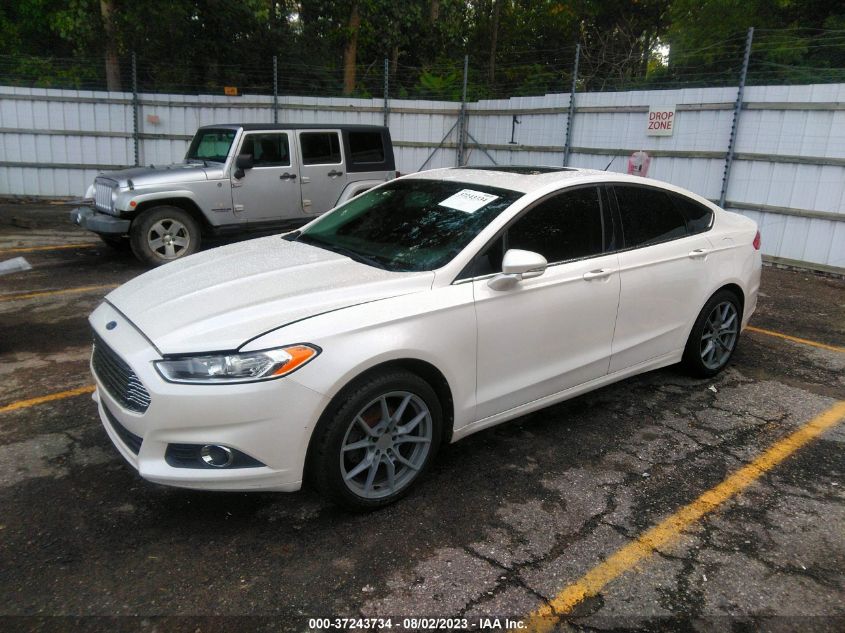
[71,206,131,235]
[89,302,330,492]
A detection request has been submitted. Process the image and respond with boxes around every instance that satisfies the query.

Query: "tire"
[682,289,743,378]
[308,369,443,511]
[98,235,131,251]
[129,206,201,266]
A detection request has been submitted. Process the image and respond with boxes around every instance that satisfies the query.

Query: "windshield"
[185,129,236,163]
[297,179,523,272]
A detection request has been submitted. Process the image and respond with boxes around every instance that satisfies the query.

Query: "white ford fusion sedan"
[89,166,761,509]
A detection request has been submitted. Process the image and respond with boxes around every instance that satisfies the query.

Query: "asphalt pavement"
[1,202,843,632]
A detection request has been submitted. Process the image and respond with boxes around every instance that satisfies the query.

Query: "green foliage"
[418,69,462,99]
[0,0,842,95]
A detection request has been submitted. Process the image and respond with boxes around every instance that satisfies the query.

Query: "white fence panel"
[0,83,842,272]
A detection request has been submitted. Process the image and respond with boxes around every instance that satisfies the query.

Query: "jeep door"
[231,131,303,223]
[297,130,347,215]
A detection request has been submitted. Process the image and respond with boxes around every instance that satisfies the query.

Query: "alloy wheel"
[147,218,190,260]
[339,391,433,499]
[700,301,739,370]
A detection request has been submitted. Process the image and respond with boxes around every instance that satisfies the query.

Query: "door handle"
[231,181,243,188]
[688,248,709,259]
[583,269,614,280]
[327,169,344,178]
[279,172,297,180]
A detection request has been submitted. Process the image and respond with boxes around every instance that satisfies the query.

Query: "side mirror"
[487,249,547,291]
[234,154,254,179]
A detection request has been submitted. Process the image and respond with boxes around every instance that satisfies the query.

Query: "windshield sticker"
[438,189,499,213]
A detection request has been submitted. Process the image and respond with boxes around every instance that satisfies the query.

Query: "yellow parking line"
[746,326,844,353]
[0,284,117,303]
[0,385,95,414]
[523,400,845,632]
[0,243,98,255]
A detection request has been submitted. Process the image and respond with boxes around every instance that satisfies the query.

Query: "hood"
[105,236,434,354]
[99,163,219,188]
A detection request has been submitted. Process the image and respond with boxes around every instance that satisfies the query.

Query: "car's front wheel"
[308,369,443,511]
[129,206,201,266]
[682,289,743,377]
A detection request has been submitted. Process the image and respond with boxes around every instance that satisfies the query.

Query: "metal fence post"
[383,58,390,128]
[457,55,469,166]
[563,43,580,167]
[131,51,139,166]
[720,27,754,208]
[273,55,279,124]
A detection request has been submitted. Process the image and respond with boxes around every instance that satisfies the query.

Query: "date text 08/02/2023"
[307,617,527,630]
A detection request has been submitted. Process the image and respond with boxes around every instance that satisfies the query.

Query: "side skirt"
[451,350,683,442]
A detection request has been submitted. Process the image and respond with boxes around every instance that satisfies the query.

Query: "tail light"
[753,230,761,250]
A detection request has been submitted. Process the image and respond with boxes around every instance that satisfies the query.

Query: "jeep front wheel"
[130,206,201,266]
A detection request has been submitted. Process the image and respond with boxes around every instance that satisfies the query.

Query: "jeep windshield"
[185,129,236,163]
[295,179,523,272]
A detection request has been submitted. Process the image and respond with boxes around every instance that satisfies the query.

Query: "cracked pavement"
[1,203,844,631]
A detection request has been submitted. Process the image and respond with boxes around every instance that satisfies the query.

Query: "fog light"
[200,445,234,468]
[165,443,264,469]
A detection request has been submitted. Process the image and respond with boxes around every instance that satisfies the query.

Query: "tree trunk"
[391,45,399,84]
[99,0,122,92]
[429,0,440,23]
[488,0,500,84]
[342,2,361,96]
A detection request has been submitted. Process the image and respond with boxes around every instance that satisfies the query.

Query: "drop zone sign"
[647,105,676,136]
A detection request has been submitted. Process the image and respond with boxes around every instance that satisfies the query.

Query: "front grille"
[94,179,115,213]
[92,335,151,413]
[103,404,142,455]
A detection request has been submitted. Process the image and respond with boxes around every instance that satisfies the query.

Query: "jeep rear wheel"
[130,206,201,266]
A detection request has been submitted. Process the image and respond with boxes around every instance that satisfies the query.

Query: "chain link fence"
[1,28,843,100]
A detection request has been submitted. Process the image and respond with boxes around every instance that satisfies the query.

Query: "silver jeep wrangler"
[72,124,396,265]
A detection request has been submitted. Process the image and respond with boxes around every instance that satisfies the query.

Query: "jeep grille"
[94,179,116,214]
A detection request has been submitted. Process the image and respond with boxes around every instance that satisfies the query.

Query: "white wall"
[1,83,842,271]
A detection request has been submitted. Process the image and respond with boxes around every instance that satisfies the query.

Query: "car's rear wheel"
[130,206,200,266]
[308,369,442,511]
[682,289,742,377]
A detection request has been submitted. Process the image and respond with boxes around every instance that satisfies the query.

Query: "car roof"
[411,166,695,196]
[198,123,389,132]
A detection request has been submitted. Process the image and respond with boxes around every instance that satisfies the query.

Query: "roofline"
[197,123,389,131]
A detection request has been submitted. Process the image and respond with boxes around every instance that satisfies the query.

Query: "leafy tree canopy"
[0,0,842,97]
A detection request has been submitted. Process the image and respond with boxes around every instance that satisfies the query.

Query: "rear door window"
[670,193,713,234]
[613,185,688,248]
[300,132,342,165]
[348,131,385,164]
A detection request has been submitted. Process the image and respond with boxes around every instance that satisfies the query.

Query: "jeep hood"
[98,162,223,188]
[105,236,434,354]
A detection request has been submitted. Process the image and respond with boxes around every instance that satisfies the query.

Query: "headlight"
[154,345,319,384]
